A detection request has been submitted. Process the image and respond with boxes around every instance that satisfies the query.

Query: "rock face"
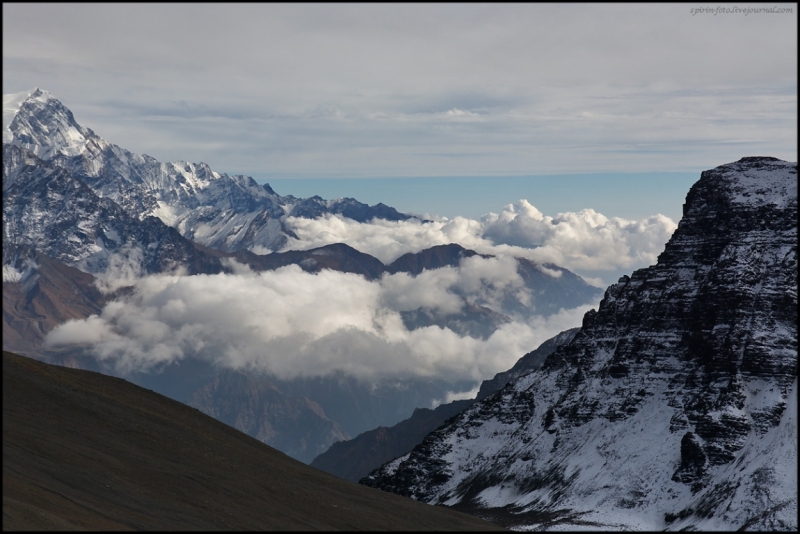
[3,144,227,279]
[362,157,798,531]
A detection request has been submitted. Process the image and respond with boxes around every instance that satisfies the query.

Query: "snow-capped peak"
[2,88,416,256]
[3,88,93,158]
[2,87,39,143]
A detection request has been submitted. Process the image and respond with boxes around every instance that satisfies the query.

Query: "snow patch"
[381,453,411,478]
[2,88,36,143]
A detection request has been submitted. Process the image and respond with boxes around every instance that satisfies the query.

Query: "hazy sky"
[3,3,797,221]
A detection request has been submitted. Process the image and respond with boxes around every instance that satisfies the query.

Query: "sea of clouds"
[46,260,597,383]
[45,200,676,385]
[278,199,677,284]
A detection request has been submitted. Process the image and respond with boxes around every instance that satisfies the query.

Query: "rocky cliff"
[362,157,798,531]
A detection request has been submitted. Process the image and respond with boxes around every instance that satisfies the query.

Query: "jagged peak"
[3,88,39,142]
[3,87,39,108]
[3,87,58,120]
[2,87,94,158]
[26,87,53,103]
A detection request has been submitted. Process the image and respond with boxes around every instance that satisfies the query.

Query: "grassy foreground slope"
[2,351,503,531]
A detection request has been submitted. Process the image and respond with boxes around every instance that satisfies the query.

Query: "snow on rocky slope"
[2,144,226,284]
[362,157,797,531]
[3,88,414,255]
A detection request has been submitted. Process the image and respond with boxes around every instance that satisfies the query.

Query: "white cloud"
[481,201,678,272]
[379,268,463,314]
[440,108,480,118]
[281,214,490,264]
[45,261,600,383]
[2,257,37,283]
[455,255,526,313]
[80,244,146,294]
[537,264,563,279]
[280,200,678,281]
[46,314,114,346]
[2,265,23,283]
[430,384,482,409]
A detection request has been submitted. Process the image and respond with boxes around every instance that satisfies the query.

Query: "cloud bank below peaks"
[45,260,598,383]
[280,199,678,284]
[45,200,671,384]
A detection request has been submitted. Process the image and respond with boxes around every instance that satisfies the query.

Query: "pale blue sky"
[265,173,699,223]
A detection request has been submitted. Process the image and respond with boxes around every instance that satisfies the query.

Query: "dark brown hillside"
[2,351,504,531]
[2,245,109,357]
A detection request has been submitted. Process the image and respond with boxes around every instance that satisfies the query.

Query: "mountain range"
[3,88,601,464]
[4,88,412,258]
[362,156,798,531]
